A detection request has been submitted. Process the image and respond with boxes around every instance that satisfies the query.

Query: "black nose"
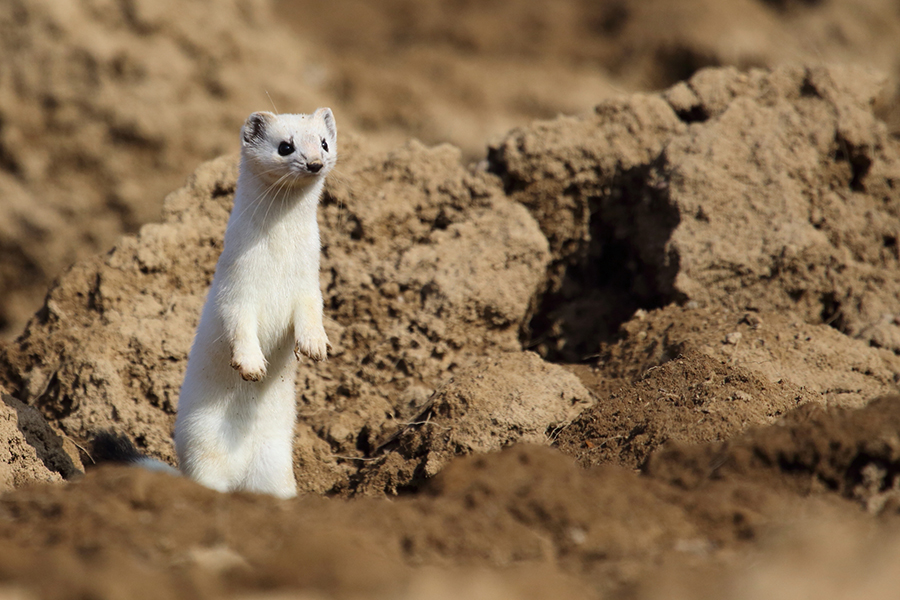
[308,161,323,173]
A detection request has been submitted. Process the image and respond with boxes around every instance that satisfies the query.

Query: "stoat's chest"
[234,213,319,286]
[217,189,322,346]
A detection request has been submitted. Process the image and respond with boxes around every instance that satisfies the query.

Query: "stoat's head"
[240,108,337,186]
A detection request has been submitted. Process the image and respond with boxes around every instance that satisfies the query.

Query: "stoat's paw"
[295,329,330,362]
[231,351,267,381]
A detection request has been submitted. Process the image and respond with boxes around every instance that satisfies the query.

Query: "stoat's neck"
[231,157,324,230]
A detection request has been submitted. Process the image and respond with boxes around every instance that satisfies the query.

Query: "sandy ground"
[1,1,900,598]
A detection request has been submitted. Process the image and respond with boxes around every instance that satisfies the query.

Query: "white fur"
[174,108,337,499]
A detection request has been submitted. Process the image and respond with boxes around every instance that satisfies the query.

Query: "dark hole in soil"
[834,136,872,192]
[820,291,848,333]
[674,104,710,124]
[654,46,720,89]
[522,160,683,362]
[759,0,824,11]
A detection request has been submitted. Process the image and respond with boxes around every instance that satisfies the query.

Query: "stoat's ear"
[314,107,336,140]
[242,111,276,147]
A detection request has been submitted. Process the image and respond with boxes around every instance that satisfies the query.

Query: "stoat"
[172,108,337,499]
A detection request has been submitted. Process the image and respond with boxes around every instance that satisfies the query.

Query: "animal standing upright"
[174,108,337,498]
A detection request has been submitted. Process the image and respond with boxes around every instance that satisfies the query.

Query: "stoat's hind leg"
[175,425,235,494]
[237,358,299,499]
[241,438,297,499]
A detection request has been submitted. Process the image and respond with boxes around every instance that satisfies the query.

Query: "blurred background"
[1,0,899,339]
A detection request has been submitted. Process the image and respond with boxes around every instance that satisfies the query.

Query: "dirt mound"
[555,302,900,470]
[0,448,628,599]
[351,351,593,495]
[491,65,900,362]
[2,396,900,599]
[646,395,900,509]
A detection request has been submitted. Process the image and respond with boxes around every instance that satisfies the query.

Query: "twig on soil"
[402,419,450,430]
[371,396,439,456]
[331,454,381,462]
[824,307,844,327]
[56,428,94,465]
[67,436,94,464]
[594,434,627,449]
[640,365,663,380]
[547,421,573,443]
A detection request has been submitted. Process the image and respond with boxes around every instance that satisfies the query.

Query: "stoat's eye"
[321,138,329,152]
[278,141,295,156]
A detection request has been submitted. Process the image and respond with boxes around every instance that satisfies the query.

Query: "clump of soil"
[350,351,593,495]
[556,303,900,471]
[645,395,900,509]
[0,387,76,491]
[491,65,900,362]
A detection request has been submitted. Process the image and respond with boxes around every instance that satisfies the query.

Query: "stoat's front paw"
[294,329,330,362]
[231,351,267,381]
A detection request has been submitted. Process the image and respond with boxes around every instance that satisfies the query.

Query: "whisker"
[264,90,279,114]
[252,173,292,223]
[234,171,292,226]
[262,174,291,223]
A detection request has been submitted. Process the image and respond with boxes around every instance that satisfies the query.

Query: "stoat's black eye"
[278,141,295,156]
[321,139,329,152]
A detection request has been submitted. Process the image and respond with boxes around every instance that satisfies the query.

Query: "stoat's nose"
[308,160,323,173]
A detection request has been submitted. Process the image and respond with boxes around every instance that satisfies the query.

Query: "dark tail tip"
[89,430,144,465]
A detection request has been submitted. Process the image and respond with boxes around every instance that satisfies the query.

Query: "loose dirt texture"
[4,0,900,338]
[2,1,900,598]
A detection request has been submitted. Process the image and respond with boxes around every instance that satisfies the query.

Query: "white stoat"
[173,108,337,499]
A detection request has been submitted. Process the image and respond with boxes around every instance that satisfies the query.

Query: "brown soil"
[2,1,900,598]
